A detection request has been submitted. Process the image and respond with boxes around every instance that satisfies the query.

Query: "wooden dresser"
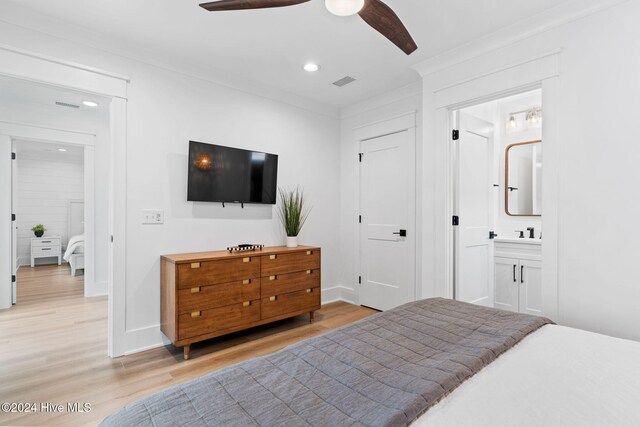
[161,246,321,359]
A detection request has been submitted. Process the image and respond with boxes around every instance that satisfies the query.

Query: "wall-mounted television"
[187,141,278,204]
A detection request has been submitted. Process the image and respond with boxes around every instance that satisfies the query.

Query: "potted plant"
[277,187,310,248]
[31,224,46,238]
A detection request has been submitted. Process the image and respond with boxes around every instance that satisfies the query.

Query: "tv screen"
[187,141,278,204]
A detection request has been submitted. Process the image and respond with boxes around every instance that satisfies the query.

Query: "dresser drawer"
[177,256,260,288]
[178,279,260,313]
[178,301,260,341]
[32,246,61,256]
[261,249,320,276]
[261,287,320,320]
[262,269,320,296]
[32,238,61,247]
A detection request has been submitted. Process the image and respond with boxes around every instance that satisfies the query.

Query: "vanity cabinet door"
[519,260,543,316]
[494,257,519,313]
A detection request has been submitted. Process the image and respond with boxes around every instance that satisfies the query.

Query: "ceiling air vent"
[55,101,80,109]
[333,76,356,87]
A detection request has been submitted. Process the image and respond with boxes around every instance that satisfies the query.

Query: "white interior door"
[0,134,12,309]
[454,112,494,307]
[359,129,415,311]
[11,142,17,304]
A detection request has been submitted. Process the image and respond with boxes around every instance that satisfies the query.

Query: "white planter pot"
[286,236,299,248]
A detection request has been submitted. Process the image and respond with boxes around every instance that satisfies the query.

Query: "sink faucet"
[527,227,535,239]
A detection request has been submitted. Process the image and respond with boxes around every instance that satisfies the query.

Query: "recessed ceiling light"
[82,101,99,107]
[303,63,320,72]
[58,148,67,152]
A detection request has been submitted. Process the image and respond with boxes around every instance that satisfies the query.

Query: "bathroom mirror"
[505,140,542,216]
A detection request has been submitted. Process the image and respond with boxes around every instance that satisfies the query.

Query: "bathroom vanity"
[494,238,541,315]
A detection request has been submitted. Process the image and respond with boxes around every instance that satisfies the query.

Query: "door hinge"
[11,214,16,221]
[358,276,362,284]
[452,215,459,226]
[11,152,16,160]
[358,153,363,162]
[452,129,459,141]
[12,275,16,283]
[358,215,362,224]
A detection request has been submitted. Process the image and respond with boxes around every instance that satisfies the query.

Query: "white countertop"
[494,237,542,245]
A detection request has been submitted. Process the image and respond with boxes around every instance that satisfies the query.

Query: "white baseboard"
[85,280,107,297]
[124,325,171,356]
[322,285,358,305]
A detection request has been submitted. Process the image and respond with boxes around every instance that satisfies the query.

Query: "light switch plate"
[142,209,164,224]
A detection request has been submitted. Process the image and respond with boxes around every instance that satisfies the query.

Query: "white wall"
[338,81,423,304]
[0,17,341,353]
[416,0,640,341]
[15,147,84,266]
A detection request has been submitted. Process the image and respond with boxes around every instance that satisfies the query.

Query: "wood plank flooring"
[0,265,376,426]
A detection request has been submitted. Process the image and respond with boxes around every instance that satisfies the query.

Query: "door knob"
[392,229,407,237]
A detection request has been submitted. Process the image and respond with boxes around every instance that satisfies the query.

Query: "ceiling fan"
[199,0,418,55]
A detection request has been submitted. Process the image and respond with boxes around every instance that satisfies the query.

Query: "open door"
[0,135,12,309]
[11,141,17,304]
[454,112,495,307]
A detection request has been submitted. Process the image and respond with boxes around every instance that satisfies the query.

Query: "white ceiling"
[3,0,574,109]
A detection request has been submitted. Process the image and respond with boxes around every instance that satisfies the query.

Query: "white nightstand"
[31,236,62,267]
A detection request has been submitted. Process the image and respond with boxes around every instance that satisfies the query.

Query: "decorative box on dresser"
[161,246,321,359]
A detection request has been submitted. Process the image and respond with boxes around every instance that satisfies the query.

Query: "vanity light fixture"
[526,108,542,125]
[507,107,542,130]
[57,148,67,152]
[82,100,99,107]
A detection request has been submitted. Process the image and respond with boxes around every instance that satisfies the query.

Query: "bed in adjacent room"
[101,298,640,427]
[63,234,84,276]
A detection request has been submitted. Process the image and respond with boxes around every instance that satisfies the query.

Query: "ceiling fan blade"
[358,0,417,55]
[200,0,311,12]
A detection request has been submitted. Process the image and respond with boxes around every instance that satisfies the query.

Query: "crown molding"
[412,0,630,77]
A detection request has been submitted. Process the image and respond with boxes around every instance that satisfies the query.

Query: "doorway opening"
[1,74,112,353]
[451,88,543,315]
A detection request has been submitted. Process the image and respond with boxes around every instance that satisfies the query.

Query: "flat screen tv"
[187,141,278,204]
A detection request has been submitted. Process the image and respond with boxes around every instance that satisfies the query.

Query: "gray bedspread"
[101,298,552,427]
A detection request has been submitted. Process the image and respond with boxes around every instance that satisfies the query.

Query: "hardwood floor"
[0,265,376,426]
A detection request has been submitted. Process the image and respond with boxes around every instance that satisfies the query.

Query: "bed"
[101,298,640,426]
[63,234,85,276]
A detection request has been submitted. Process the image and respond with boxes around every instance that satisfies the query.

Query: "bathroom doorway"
[452,89,543,314]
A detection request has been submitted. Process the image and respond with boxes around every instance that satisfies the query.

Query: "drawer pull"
[243,279,251,285]
[269,296,277,302]
[191,311,202,318]
[306,270,312,275]
[306,250,312,255]
[42,241,51,243]
[243,301,251,307]
[306,289,312,293]
[269,275,277,281]
[269,255,277,260]
[191,262,201,269]
[41,248,51,251]
[243,257,251,263]
[190,287,201,294]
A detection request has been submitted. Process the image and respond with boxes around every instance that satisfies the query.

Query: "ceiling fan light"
[325,0,365,16]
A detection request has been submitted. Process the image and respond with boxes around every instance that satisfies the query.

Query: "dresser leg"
[183,345,191,360]
[309,311,315,324]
